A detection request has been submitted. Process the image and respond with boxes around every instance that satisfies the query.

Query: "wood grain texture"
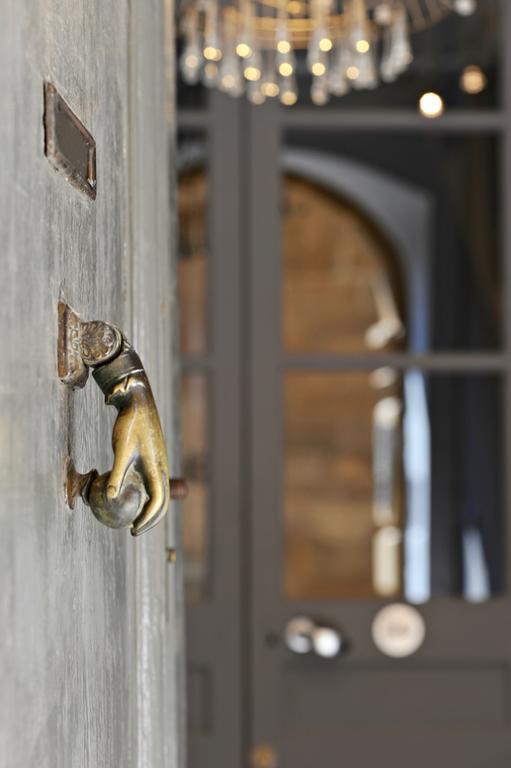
[0,1,179,766]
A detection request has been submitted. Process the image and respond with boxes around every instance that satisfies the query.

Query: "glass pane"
[283,133,501,352]
[182,374,209,603]
[283,371,504,602]
[178,135,208,356]
[283,176,405,354]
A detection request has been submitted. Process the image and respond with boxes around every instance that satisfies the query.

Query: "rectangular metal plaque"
[44,82,96,199]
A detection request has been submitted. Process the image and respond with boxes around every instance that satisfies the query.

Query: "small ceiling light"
[461,64,487,94]
[454,0,477,15]
[419,91,444,118]
[277,39,291,54]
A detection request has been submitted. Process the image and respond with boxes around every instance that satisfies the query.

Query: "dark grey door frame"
[180,93,245,768]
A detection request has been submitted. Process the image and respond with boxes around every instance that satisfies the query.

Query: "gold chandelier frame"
[183,0,457,49]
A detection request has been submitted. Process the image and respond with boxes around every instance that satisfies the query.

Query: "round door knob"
[284,616,344,658]
[284,616,315,654]
[311,625,342,658]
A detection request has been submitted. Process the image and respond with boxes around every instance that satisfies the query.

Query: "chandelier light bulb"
[279,71,298,106]
[380,4,412,82]
[419,91,444,118]
[355,39,370,54]
[311,89,329,105]
[262,80,280,97]
[279,61,294,76]
[248,80,266,104]
[236,41,252,58]
[222,73,235,89]
[219,57,243,95]
[280,89,297,105]
[179,7,201,85]
[219,10,245,97]
[180,43,201,84]
[328,41,349,96]
[311,74,330,105]
[349,0,370,52]
[353,43,377,89]
[277,39,291,54]
[244,65,261,81]
[185,53,199,68]
[311,61,326,76]
[203,0,223,67]
[203,61,219,86]
[204,45,222,61]
[261,49,280,97]
[374,3,393,26]
[319,37,333,52]
[346,65,360,80]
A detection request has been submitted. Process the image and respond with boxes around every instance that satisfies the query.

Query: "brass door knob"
[59,302,187,536]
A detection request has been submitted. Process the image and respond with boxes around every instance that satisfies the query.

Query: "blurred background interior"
[176,1,509,765]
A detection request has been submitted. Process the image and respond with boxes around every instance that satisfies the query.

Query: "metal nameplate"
[44,82,96,199]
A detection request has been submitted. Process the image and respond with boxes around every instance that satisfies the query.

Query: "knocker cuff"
[92,344,145,396]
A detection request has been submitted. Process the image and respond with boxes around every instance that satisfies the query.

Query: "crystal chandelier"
[179,0,477,105]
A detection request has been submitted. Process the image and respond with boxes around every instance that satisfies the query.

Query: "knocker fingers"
[107,443,135,501]
[131,462,169,537]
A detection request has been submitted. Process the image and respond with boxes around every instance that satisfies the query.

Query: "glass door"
[248,4,511,763]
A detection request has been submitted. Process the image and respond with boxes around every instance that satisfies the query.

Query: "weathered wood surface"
[0,1,179,767]
[129,2,183,768]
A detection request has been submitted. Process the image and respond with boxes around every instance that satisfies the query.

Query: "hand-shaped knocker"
[59,302,187,536]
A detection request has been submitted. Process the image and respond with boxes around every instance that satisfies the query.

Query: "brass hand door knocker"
[58,302,187,536]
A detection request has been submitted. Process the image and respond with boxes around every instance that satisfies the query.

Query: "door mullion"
[248,98,285,754]
[186,90,244,768]
[502,0,511,592]
[282,353,507,372]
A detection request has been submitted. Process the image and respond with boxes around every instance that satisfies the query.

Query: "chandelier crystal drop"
[179,0,476,105]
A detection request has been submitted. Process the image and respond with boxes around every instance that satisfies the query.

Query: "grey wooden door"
[0,2,182,767]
